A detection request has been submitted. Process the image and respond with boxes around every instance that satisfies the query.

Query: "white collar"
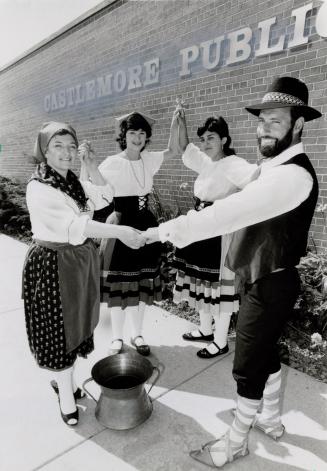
[261,142,304,170]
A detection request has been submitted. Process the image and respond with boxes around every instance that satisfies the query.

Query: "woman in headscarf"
[23,121,144,426]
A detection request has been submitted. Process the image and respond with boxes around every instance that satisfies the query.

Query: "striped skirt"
[173,234,239,316]
[100,196,165,309]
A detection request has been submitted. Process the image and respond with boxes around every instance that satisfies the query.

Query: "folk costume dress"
[98,150,165,309]
[173,143,256,316]
[23,163,114,370]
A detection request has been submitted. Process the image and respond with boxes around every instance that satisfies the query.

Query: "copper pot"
[83,352,160,430]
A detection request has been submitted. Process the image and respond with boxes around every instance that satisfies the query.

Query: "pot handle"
[82,377,98,403]
[147,365,161,396]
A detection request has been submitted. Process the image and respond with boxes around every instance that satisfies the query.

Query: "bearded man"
[144,76,322,468]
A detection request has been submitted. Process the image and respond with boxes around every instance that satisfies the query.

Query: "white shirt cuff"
[158,221,173,243]
[68,214,90,245]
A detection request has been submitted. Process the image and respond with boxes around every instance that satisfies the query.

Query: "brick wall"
[0,0,326,248]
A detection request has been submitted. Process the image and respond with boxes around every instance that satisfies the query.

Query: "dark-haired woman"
[173,112,257,358]
[23,122,145,426]
[82,111,178,356]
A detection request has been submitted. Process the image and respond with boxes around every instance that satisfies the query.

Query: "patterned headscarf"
[33,121,78,163]
[31,122,89,211]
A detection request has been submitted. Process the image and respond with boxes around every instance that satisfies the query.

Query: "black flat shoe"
[197,342,229,359]
[131,336,150,356]
[183,330,214,342]
[51,380,85,400]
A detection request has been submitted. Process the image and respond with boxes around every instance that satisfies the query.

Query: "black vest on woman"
[226,153,319,284]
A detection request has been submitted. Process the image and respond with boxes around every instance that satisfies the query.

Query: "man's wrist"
[158,222,171,243]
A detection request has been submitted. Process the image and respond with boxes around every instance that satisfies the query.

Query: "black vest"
[226,153,318,283]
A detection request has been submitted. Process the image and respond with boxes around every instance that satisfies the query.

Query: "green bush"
[148,186,182,223]
[0,176,32,241]
[295,252,327,339]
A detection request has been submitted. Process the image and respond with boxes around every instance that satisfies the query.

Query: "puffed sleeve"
[182,143,210,174]
[142,150,164,175]
[98,156,121,186]
[98,158,111,180]
[27,181,90,246]
[218,156,259,189]
[80,181,114,209]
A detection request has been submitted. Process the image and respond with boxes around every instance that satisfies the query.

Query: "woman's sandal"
[50,382,79,426]
[59,404,79,426]
[189,431,249,468]
[50,380,85,400]
[108,338,124,355]
[197,342,229,359]
[183,330,214,342]
[131,335,150,356]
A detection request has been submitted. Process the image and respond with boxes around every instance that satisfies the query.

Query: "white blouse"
[98,150,164,196]
[27,180,114,246]
[183,143,258,201]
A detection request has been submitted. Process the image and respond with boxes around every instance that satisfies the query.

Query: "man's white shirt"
[158,143,314,248]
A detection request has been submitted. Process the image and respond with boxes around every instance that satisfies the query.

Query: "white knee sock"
[53,366,76,414]
[260,370,282,424]
[72,363,78,393]
[229,395,261,444]
[127,303,147,345]
[212,312,231,348]
[110,307,126,343]
[209,395,258,467]
[199,309,213,335]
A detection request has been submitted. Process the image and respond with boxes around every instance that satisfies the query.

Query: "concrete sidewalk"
[0,233,326,471]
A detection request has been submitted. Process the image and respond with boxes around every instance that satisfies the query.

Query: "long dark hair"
[116,113,152,150]
[197,116,235,156]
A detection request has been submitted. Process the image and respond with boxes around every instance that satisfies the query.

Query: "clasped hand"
[117,226,160,248]
[142,227,160,244]
[118,226,146,249]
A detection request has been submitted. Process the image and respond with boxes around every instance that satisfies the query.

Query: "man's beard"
[257,126,294,158]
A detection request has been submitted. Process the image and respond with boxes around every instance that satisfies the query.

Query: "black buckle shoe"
[131,336,150,356]
[197,342,229,359]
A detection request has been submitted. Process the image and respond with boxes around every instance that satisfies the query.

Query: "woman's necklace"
[125,152,145,189]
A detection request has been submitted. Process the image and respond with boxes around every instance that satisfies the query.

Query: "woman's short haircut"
[116,112,152,150]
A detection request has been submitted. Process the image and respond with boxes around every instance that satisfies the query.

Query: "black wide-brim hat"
[245,76,322,122]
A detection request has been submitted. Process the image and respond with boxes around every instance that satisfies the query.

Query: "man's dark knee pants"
[232,268,301,400]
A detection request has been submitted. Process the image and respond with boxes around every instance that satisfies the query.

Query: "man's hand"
[143,227,160,244]
[118,226,146,249]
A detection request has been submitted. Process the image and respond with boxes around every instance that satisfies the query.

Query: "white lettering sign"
[200,37,224,70]
[44,2,326,112]
[97,75,113,97]
[256,17,285,57]
[179,3,319,75]
[226,27,252,65]
[44,57,160,112]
